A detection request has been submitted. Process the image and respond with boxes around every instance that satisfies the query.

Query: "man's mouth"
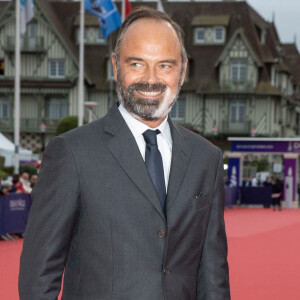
[137,90,163,97]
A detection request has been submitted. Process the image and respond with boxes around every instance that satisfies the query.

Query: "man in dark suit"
[19,7,230,300]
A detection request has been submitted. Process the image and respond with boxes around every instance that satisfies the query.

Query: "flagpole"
[109,36,114,107]
[78,0,85,126]
[14,0,21,174]
[122,0,125,21]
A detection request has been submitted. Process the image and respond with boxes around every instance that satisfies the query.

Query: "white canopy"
[0,132,33,167]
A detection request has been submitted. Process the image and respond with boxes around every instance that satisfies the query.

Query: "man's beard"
[116,69,181,121]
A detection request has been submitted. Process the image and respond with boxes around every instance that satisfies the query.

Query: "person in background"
[0,180,12,196]
[251,176,258,187]
[20,172,32,194]
[9,175,25,194]
[30,175,38,189]
[263,176,273,187]
[272,177,282,211]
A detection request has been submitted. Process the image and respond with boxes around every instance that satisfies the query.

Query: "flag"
[20,0,34,35]
[85,0,122,39]
[157,0,164,13]
[124,0,131,20]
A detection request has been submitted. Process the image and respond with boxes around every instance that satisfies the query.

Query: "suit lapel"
[166,120,192,210]
[104,105,166,221]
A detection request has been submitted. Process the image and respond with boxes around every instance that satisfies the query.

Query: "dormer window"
[230,59,247,83]
[194,27,205,44]
[214,26,225,43]
[97,29,105,44]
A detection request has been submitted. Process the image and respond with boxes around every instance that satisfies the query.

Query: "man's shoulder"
[173,123,220,154]
[48,114,109,151]
[62,117,106,140]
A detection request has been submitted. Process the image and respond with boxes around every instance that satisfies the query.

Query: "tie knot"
[143,129,160,145]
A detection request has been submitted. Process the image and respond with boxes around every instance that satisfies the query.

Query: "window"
[45,98,68,120]
[49,60,65,78]
[194,28,205,44]
[27,23,37,49]
[0,98,9,118]
[97,29,105,43]
[214,26,225,43]
[0,60,4,76]
[230,59,247,83]
[229,100,245,123]
[170,99,185,120]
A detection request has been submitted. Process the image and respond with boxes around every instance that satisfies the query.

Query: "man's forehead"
[121,18,179,45]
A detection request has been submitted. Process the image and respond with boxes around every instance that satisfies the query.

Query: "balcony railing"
[220,80,255,93]
[5,36,45,53]
[0,118,57,133]
[221,120,251,134]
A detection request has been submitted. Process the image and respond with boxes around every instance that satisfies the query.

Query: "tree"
[55,116,80,136]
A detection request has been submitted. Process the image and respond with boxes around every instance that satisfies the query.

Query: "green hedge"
[0,156,5,169]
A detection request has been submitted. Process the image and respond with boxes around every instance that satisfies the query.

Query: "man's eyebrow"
[159,59,178,65]
[125,57,144,63]
[124,57,178,65]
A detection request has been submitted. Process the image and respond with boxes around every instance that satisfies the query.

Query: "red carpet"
[225,208,300,300]
[1,208,300,299]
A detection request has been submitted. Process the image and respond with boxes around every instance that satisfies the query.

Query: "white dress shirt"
[118,104,172,191]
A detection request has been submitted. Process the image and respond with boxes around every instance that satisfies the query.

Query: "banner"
[85,0,122,39]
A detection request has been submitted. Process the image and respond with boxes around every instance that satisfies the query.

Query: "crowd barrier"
[0,193,31,236]
[240,186,272,206]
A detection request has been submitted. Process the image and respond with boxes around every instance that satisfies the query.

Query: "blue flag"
[85,0,122,39]
[20,0,34,35]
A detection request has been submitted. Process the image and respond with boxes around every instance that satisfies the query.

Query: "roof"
[281,43,300,84]
[192,15,231,27]
[2,0,300,95]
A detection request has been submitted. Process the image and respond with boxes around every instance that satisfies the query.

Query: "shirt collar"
[118,103,172,146]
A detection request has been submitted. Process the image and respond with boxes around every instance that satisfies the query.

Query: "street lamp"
[40,122,46,153]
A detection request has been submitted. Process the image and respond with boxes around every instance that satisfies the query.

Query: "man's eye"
[160,64,171,69]
[131,63,142,67]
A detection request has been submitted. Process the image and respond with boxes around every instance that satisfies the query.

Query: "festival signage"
[231,140,300,153]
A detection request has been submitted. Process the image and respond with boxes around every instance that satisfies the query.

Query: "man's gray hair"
[113,6,188,73]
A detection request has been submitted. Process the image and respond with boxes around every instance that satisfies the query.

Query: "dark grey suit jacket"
[19,104,230,300]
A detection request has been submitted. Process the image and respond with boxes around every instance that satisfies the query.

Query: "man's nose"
[141,67,158,84]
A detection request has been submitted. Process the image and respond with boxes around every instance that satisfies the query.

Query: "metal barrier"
[0,193,31,238]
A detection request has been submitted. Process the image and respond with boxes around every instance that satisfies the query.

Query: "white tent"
[0,132,33,167]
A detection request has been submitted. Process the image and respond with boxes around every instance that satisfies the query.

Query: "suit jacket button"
[163,268,169,276]
[157,229,166,238]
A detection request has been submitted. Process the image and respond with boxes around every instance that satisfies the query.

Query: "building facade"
[0,0,300,152]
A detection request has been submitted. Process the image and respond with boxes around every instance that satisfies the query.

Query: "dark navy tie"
[143,129,166,210]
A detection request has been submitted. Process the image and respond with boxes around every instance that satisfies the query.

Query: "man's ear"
[111,53,118,81]
[180,59,188,86]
